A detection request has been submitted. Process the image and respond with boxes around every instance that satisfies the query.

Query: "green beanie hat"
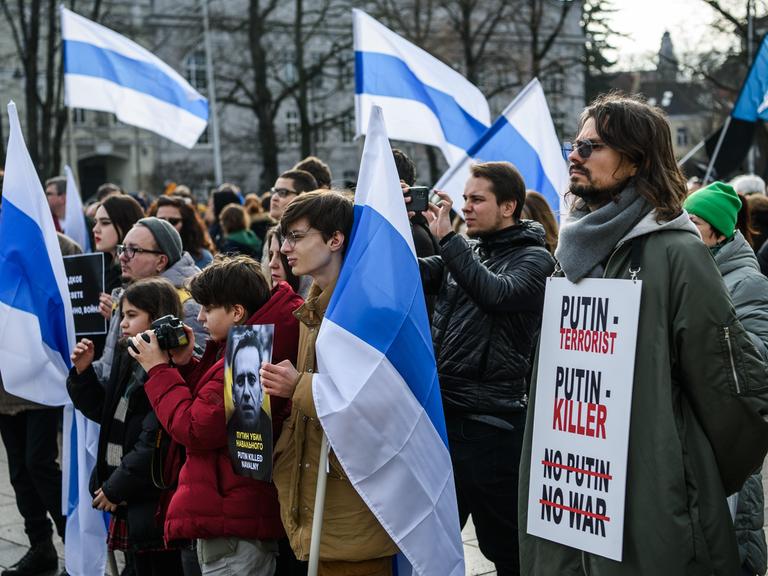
[683,181,742,239]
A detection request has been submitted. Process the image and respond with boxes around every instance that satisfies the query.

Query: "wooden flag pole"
[307,433,329,576]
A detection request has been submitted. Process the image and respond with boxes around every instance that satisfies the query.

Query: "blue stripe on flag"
[468,116,561,211]
[326,204,447,445]
[63,40,208,120]
[0,200,72,366]
[355,51,487,152]
[67,417,79,515]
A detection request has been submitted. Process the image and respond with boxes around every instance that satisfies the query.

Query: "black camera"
[151,315,189,350]
[404,186,430,213]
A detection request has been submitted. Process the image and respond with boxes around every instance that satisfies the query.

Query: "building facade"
[0,0,585,200]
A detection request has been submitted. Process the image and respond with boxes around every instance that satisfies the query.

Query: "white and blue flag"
[353,9,490,166]
[436,79,568,217]
[0,102,106,576]
[62,406,107,576]
[0,101,74,406]
[61,7,208,148]
[314,106,464,576]
[64,165,91,253]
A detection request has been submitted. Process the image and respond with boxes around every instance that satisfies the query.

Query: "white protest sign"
[527,277,641,561]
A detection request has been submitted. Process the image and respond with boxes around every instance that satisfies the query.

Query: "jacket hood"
[619,209,700,246]
[161,252,200,288]
[714,230,760,276]
[479,220,547,250]
[227,229,262,249]
[247,281,304,326]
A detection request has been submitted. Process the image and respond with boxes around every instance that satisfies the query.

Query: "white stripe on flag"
[355,95,469,166]
[61,7,196,93]
[64,75,207,149]
[64,166,91,252]
[0,304,71,406]
[315,321,464,576]
[63,405,108,576]
[0,101,74,406]
[353,9,488,124]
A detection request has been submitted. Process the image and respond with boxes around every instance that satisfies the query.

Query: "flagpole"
[704,115,732,184]
[307,433,329,576]
[201,0,223,185]
[133,126,142,192]
[677,138,706,167]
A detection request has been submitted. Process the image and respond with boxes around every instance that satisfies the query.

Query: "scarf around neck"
[555,186,652,282]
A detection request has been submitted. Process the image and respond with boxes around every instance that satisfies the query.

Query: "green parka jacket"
[519,212,768,576]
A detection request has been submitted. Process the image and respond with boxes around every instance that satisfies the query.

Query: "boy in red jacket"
[129,255,303,576]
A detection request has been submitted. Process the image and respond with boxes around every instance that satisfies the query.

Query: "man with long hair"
[519,93,768,575]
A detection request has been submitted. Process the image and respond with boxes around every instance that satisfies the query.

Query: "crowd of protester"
[3,93,768,576]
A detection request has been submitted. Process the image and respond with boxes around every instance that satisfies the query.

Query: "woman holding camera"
[67,277,186,576]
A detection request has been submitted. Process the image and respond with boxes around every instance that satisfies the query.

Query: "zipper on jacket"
[724,326,741,394]
[581,551,590,575]
[602,245,622,278]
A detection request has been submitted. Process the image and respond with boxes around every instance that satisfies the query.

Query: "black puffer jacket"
[67,348,166,550]
[421,221,554,415]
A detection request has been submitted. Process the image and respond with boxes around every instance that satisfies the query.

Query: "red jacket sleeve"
[144,362,227,451]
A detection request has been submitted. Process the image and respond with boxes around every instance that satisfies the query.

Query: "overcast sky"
[606,0,728,69]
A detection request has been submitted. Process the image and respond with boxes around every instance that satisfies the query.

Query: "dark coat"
[420,221,555,415]
[144,282,302,542]
[519,216,768,575]
[67,349,165,550]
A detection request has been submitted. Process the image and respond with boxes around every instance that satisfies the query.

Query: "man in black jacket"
[420,161,554,576]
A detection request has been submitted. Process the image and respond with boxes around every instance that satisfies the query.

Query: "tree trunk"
[294,0,312,157]
[249,0,279,189]
[41,0,57,178]
[25,0,42,174]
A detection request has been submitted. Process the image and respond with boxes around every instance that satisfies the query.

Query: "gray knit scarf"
[555,186,652,282]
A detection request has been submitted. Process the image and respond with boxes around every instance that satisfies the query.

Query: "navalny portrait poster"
[224,325,274,480]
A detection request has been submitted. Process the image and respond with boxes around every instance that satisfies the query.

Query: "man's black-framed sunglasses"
[269,187,297,198]
[562,138,606,160]
[116,244,164,259]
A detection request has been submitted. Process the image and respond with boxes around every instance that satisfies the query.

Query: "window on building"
[283,51,297,84]
[95,112,112,127]
[72,109,87,125]
[286,110,299,145]
[343,170,357,186]
[183,50,210,144]
[677,126,688,147]
[337,55,353,89]
[313,113,328,144]
[339,113,354,142]
[197,126,210,145]
[310,52,324,91]
[185,50,207,94]
[551,110,566,139]
[544,71,565,96]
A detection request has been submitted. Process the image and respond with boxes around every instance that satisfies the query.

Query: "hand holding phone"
[404,186,430,213]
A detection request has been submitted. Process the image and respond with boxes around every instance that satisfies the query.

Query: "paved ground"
[3,433,766,576]
[0,440,497,575]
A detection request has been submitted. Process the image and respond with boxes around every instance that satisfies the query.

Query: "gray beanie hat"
[136,217,183,267]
